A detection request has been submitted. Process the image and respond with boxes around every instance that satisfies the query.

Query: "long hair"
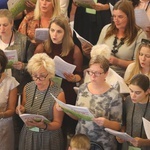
[125,41,150,85]
[105,0,141,45]
[34,0,60,20]
[44,15,74,56]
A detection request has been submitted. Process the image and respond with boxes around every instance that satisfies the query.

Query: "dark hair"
[130,74,150,92]
[0,50,8,73]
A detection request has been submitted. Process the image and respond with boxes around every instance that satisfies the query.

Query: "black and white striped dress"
[19,81,64,150]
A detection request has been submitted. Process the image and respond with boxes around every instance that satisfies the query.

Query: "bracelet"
[44,123,47,130]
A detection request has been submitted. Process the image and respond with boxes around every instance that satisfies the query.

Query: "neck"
[139,95,149,104]
[1,31,14,44]
[117,30,125,39]
[141,67,150,75]
[89,81,110,94]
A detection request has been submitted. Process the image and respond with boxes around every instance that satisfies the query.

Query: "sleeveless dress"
[0,75,19,150]
[19,81,64,150]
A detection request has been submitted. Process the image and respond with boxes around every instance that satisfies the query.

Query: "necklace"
[111,36,125,56]
[30,82,50,114]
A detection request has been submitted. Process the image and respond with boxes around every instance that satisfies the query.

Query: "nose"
[141,55,146,60]
[131,92,136,99]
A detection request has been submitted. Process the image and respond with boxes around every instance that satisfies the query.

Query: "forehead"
[32,66,47,74]
[89,63,103,70]
[0,17,11,23]
[140,46,150,53]
[129,84,144,92]
[50,22,63,30]
[113,9,127,16]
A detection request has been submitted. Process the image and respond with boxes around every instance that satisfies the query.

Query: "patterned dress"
[75,82,122,150]
[19,81,64,150]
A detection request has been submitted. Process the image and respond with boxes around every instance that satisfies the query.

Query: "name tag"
[29,127,39,132]
[128,146,141,150]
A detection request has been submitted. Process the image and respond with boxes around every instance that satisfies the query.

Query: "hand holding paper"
[53,56,76,79]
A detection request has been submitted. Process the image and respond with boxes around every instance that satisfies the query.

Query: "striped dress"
[19,81,64,150]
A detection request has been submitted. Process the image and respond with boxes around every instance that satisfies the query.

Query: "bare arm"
[0,87,18,118]
[109,56,133,69]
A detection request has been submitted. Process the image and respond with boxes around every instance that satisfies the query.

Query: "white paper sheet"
[134,9,150,29]
[53,56,76,79]
[142,117,150,139]
[105,128,134,142]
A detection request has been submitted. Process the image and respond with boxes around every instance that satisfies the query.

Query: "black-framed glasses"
[87,70,104,77]
[141,39,150,45]
[32,74,49,81]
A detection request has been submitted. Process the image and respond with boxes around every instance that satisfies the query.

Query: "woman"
[84,44,129,94]
[0,50,19,150]
[18,0,61,43]
[97,0,147,77]
[68,55,122,149]
[16,53,65,150]
[0,9,33,94]
[118,74,150,150]
[124,39,150,85]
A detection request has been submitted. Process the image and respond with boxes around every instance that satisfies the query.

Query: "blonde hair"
[125,42,150,85]
[0,9,14,23]
[34,0,60,20]
[27,53,55,78]
[90,44,111,59]
[69,134,90,150]
[44,14,74,56]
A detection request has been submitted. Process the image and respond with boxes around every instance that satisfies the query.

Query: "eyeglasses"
[32,74,49,81]
[87,70,104,77]
[141,39,150,45]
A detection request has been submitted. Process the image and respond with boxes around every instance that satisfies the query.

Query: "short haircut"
[0,50,8,73]
[70,134,90,150]
[130,74,150,92]
[27,53,55,78]
[89,55,109,73]
[0,9,14,23]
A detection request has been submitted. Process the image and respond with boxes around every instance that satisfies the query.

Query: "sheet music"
[53,56,76,79]
[134,9,150,29]
[142,117,150,139]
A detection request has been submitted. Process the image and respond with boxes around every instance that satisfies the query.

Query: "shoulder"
[137,28,147,38]
[4,75,19,89]
[102,24,111,31]
[14,31,28,40]
[24,11,34,21]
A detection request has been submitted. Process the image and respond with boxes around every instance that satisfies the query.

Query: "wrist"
[0,112,5,119]
[43,123,47,130]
